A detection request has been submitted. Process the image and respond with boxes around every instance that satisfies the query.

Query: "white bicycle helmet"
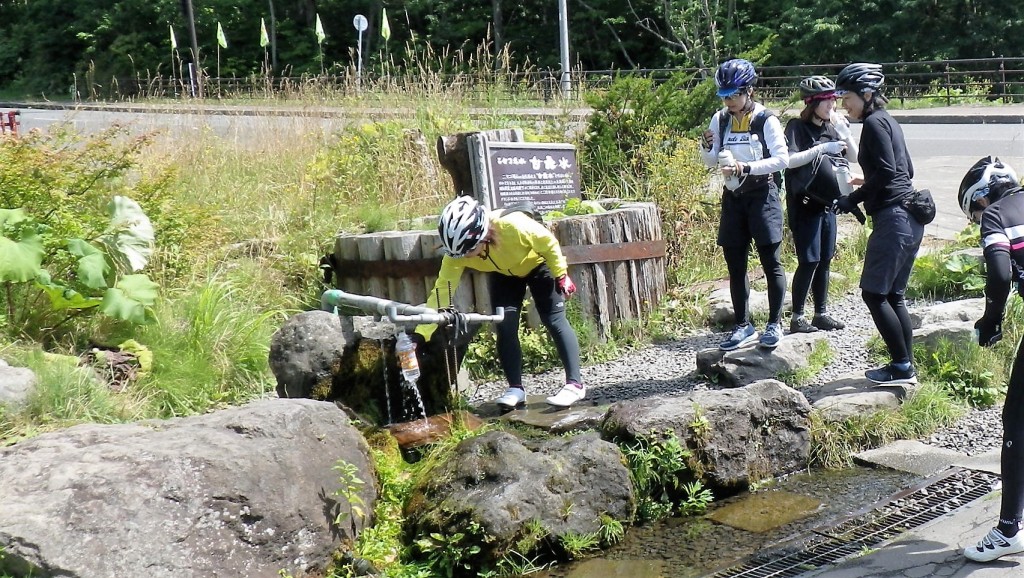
[958,156,1021,220]
[438,197,489,257]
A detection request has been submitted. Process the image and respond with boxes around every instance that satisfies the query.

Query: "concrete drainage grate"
[706,467,1000,578]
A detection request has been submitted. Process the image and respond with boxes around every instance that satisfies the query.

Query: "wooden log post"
[333,202,665,341]
[552,202,665,338]
[436,129,523,196]
[383,232,425,305]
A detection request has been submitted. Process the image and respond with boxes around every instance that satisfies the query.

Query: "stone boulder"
[708,287,772,327]
[909,298,984,329]
[803,371,912,422]
[404,430,634,566]
[269,310,470,426]
[0,399,376,578]
[270,310,354,400]
[912,319,976,350]
[0,361,35,409]
[695,332,828,388]
[601,380,812,489]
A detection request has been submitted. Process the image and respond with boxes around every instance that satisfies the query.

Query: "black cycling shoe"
[812,314,846,331]
[790,316,819,334]
[865,364,918,385]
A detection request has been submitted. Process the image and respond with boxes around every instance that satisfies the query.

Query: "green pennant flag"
[381,8,391,41]
[169,24,178,50]
[260,18,269,48]
[315,14,326,45]
[217,22,228,49]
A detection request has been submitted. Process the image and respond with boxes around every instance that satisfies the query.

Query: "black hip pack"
[902,188,936,225]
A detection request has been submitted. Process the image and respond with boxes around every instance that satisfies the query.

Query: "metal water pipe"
[320,289,505,327]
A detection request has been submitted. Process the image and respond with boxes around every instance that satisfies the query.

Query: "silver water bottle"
[834,161,854,196]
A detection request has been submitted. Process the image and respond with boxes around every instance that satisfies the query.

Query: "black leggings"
[791,259,831,316]
[490,264,582,387]
[723,242,786,326]
[861,290,914,365]
[1002,346,1024,528]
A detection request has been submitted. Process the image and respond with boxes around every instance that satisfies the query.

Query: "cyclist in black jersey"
[833,63,923,385]
[958,156,1024,563]
[784,76,859,334]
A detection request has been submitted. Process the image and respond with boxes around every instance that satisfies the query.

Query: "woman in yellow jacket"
[416,197,585,409]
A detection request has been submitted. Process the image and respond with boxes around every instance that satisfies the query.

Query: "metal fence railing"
[80,57,1024,106]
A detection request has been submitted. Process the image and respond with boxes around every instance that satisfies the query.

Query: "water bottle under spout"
[718,150,742,191]
[395,331,421,384]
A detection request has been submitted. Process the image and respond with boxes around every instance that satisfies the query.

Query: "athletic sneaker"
[546,382,586,407]
[812,313,846,331]
[494,387,526,408]
[965,527,1024,562]
[790,315,819,334]
[720,324,758,351]
[759,322,783,349]
[865,364,918,385]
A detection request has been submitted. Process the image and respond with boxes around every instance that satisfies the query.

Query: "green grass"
[810,381,965,470]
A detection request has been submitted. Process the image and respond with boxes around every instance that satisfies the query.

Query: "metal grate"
[706,467,1000,578]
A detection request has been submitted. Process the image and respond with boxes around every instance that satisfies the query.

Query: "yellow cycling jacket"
[415,210,568,340]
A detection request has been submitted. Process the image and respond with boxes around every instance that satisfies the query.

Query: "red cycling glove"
[556,275,577,298]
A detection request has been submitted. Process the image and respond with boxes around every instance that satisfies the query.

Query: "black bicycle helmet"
[836,63,885,94]
[715,59,758,98]
[958,156,1021,220]
[799,75,837,102]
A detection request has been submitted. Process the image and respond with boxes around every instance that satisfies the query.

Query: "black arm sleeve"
[982,246,1013,325]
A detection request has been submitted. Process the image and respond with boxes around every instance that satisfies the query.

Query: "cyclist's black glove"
[975,317,1003,347]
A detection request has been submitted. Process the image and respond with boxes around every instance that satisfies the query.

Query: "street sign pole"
[558,0,571,98]
[353,14,368,81]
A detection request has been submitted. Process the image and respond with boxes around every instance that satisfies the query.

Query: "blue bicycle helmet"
[715,59,758,98]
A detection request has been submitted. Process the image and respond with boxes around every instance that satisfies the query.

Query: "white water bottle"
[718,150,741,191]
[395,332,421,384]
[834,162,855,195]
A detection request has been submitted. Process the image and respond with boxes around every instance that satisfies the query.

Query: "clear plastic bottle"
[718,150,741,191]
[395,332,421,384]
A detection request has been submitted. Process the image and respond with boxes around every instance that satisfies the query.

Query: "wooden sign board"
[479,140,582,214]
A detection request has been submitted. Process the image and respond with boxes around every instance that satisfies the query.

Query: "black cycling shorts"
[718,182,784,248]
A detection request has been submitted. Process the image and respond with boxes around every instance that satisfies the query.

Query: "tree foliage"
[0,0,1022,96]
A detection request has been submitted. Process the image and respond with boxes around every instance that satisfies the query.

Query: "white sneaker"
[546,383,586,407]
[494,387,526,408]
[965,527,1024,562]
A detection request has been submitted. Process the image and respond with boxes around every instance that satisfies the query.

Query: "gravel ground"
[467,290,1005,456]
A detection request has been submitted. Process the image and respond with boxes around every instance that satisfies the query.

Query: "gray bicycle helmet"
[715,59,758,98]
[438,197,490,257]
[799,75,837,101]
[958,156,1021,221]
[836,63,885,94]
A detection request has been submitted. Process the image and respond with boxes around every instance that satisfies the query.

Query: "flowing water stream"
[535,466,920,578]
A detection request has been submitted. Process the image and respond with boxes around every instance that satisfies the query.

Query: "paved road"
[895,122,1024,240]
[7,101,1024,240]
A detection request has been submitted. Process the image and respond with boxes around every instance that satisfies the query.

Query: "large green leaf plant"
[1,195,159,337]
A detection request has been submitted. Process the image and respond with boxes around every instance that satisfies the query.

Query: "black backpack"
[716,108,782,189]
